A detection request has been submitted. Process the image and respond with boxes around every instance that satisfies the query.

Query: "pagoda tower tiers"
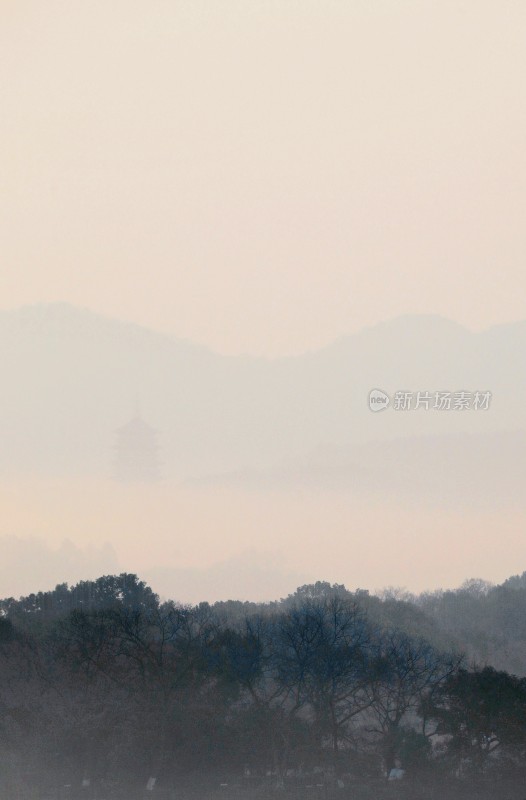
[113,414,161,482]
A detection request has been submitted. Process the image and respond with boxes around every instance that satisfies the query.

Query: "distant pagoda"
[113,414,161,483]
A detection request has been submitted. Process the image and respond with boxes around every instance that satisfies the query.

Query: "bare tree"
[365,629,460,775]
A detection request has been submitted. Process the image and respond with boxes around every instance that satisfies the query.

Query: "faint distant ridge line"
[2,301,523,359]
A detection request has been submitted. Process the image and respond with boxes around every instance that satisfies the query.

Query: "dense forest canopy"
[2,573,526,799]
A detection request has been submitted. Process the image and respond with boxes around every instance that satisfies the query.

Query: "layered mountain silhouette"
[0,303,523,480]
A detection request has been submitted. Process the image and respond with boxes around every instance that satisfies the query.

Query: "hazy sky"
[3,477,525,601]
[2,0,526,355]
[2,1,526,600]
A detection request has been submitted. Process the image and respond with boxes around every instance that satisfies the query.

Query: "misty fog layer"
[0,306,525,600]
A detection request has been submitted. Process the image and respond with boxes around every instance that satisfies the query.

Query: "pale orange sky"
[2,1,526,600]
[2,0,526,355]
[2,476,525,601]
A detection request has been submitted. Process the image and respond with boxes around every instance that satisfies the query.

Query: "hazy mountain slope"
[0,303,524,478]
[199,430,526,511]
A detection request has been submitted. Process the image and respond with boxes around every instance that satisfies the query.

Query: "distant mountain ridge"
[0,303,524,478]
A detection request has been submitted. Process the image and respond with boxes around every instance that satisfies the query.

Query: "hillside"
[0,303,524,480]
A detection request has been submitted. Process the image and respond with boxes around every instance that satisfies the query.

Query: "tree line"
[1,576,526,799]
